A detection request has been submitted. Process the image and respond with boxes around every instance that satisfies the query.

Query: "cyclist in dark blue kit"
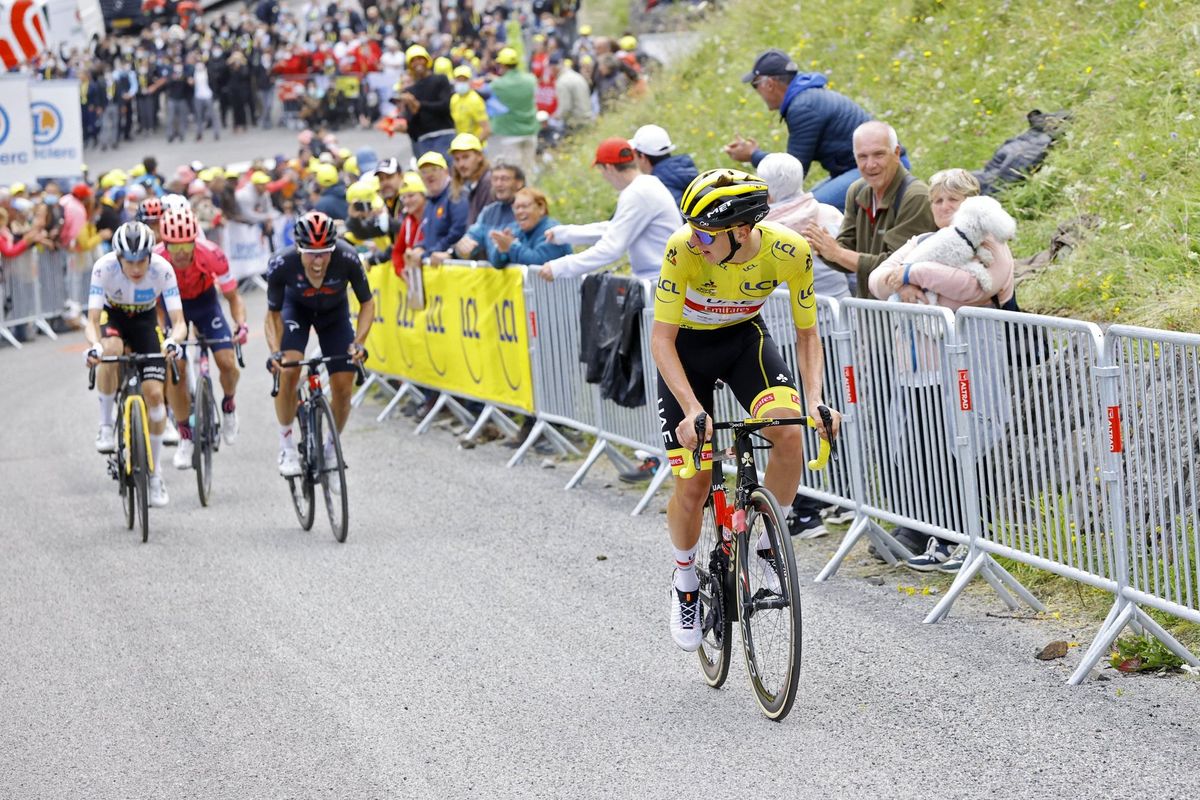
[265,211,376,476]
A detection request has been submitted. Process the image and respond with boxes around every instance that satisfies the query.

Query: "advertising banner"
[30,79,83,177]
[0,75,33,184]
[225,221,272,280]
[365,262,534,413]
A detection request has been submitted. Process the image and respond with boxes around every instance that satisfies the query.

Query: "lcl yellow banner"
[362,262,535,413]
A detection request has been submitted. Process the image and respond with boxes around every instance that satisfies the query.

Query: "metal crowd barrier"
[1,248,72,348]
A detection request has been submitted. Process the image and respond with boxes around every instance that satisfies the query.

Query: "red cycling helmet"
[137,196,163,223]
[159,206,200,243]
[294,210,336,252]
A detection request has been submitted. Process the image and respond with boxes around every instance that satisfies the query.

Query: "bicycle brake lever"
[818,404,838,462]
[679,412,708,480]
[235,340,245,369]
[270,370,281,398]
[88,363,96,391]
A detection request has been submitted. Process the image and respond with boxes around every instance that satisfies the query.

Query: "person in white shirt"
[537,137,683,282]
[192,58,221,142]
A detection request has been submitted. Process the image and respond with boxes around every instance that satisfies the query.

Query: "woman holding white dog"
[868,168,1016,572]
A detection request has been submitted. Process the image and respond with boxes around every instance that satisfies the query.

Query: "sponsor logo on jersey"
[742,279,780,295]
[656,277,681,304]
[665,246,677,266]
[798,285,815,308]
[134,288,156,303]
[697,280,718,296]
[771,240,797,258]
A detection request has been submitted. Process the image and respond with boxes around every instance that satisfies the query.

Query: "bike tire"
[736,487,802,721]
[194,377,215,507]
[289,396,316,531]
[117,408,135,530]
[313,395,349,543]
[129,398,151,543]
[697,490,733,689]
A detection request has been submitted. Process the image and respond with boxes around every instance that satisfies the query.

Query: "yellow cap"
[618,35,637,51]
[198,168,217,182]
[406,44,430,64]
[129,163,147,178]
[433,56,453,77]
[532,33,545,43]
[338,148,352,160]
[399,171,427,195]
[225,167,241,179]
[315,163,340,187]
[579,24,592,35]
[250,171,271,185]
[416,151,448,170]
[463,48,475,59]
[453,64,473,80]
[98,171,128,189]
[343,156,359,176]
[449,133,483,153]
[496,47,519,67]
[10,181,26,195]
[346,179,378,205]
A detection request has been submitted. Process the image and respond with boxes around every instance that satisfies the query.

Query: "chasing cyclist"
[264,210,375,476]
[652,169,842,651]
[154,206,248,470]
[84,221,187,507]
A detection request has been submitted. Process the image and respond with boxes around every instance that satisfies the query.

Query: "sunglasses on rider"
[166,242,195,255]
[688,223,737,246]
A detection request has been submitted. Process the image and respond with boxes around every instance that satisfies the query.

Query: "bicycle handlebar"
[677,405,836,480]
[177,336,246,369]
[88,353,180,390]
[270,351,368,397]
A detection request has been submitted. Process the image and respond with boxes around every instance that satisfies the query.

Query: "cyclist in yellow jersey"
[652,169,842,652]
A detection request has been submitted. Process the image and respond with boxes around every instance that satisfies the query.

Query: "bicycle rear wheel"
[697,489,733,688]
[194,377,215,507]
[313,395,349,543]
[289,398,316,531]
[735,487,802,720]
[129,399,151,543]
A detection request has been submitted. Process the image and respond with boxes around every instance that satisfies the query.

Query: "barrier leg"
[413,393,450,435]
[0,326,20,349]
[353,373,396,408]
[816,515,882,581]
[1131,606,1200,667]
[1069,598,1134,685]
[630,462,672,516]
[565,438,609,490]
[924,549,989,623]
[986,559,1046,612]
[463,405,521,442]
[35,318,58,339]
[376,386,410,422]
[976,564,1019,612]
[603,443,636,474]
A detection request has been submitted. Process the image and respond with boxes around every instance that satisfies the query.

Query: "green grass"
[548,0,1200,330]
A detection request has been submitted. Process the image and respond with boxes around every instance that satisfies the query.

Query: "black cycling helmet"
[293,210,336,252]
[679,168,770,229]
[112,221,155,261]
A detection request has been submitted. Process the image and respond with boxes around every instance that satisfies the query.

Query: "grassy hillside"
[546,0,1200,331]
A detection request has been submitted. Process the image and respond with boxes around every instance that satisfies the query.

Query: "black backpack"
[973,109,1071,196]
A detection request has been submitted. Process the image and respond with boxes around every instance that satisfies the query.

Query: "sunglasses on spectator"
[350,201,373,213]
[688,223,736,245]
[166,242,195,255]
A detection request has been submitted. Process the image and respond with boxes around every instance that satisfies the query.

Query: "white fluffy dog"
[902,196,1016,294]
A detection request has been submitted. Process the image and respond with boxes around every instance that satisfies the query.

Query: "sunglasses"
[689,223,736,245]
[350,200,373,213]
[166,242,195,255]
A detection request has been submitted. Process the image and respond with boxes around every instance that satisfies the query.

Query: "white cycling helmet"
[112,221,156,261]
[160,193,190,213]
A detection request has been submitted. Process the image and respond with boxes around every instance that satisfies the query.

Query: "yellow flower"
[923,50,933,58]
[1084,66,1093,74]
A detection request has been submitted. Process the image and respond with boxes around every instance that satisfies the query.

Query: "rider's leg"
[213,348,241,409]
[760,410,806,507]
[97,336,124,425]
[666,473,711,591]
[165,357,191,438]
[273,355,304,426]
[142,379,167,474]
[328,371,356,433]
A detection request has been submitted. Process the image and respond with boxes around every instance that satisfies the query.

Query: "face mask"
[454,82,469,95]
[44,194,60,204]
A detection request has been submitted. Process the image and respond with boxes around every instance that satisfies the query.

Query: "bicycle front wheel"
[313,395,349,543]
[697,490,733,689]
[117,410,135,530]
[194,377,215,507]
[735,487,802,721]
[289,397,316,531]
[129,399,151,543]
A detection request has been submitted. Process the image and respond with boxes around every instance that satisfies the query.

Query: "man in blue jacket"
[630,124,698,206]
[723,48,907,213]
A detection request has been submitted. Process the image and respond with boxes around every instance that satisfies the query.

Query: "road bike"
[679,406,835,720]
[178,328,244,506]
[89,353,179,543]
[271,353,366,543]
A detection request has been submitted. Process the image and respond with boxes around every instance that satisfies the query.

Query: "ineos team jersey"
[653,221,817,331]
[88,251,182,314]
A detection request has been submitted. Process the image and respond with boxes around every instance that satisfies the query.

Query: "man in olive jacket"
[803,121,935,298]
[488,47,539,179]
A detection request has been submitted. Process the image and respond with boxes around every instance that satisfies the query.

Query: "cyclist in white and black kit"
[84,221,187,508]
[264,210,375,476]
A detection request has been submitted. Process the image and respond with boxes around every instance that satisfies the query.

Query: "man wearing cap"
[313,163,349,221]
[630,124,698,206]
[409,151,469,263]
[448,133,493,225]
[374,158,405,223]
[450,65,490,142]
[395,44,457,160]
[551,52,592,134]
[537,137,681,282]
[489,47,539,179]
[438,162,525,264]
[724,48,903,214]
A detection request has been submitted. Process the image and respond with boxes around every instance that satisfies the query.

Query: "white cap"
[630,124,676,157]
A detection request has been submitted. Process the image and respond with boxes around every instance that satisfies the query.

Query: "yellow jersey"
[450,91,489,140]
[653,221,817,331]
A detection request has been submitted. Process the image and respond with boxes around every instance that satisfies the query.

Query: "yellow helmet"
[99,170,128,189]
[416,151,448,170]
[453,64,473,80]
[129,163,147,178]
[496,47,519,67]
[618,35,637,51]
[343,156,359,176]
[399,171,427,195]
[315,163,340,188]
[346,179,382,207]
[679,169,769,228]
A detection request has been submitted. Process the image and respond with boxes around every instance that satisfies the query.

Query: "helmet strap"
[718,229,741,266]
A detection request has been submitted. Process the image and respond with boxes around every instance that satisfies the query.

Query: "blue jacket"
[314,184,349,221]
[489,215,571,266]
[423,185,470,252]
[652,154,699,206]
[750,73,872,179]
[464,200,516,259]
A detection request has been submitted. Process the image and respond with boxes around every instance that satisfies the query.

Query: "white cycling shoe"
[222,409,239,445]
[149,475,169,508]
[95,424,116,454]
[278,447,302,477]
[173,439,194,470]
[162,417,179,445]
[669,578,703,652]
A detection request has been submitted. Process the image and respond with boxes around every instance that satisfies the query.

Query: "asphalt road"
[2,286,1198,798]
